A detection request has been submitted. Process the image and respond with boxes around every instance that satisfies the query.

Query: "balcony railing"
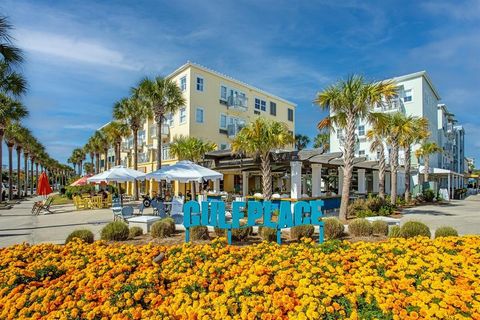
[377,97,405,113]
[138,153,148,164]
[227,122,246,138]
[149,124,170,138]
[227,95,248,112]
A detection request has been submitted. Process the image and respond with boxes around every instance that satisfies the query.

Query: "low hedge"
[65,229,94,244]
[434,226,458,238]
[101,222,129,241]
[348,219,373,237]
[323,218,344,239]
[400,221,431,239]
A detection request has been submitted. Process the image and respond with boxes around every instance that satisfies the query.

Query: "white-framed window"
[288,108,294,121]
[359,150,365,156]
[404,89,413,102]
[179,107,187,124]
[220,143,228,150]
[255,98,266,111]
[196,76,204,91]
[358,125,365,136]
[220,114,227,129]
[195,107,204,123]
[180,76,187,92]
[163,113,174,127]
[270,102,277,116]
[220,85,227,100]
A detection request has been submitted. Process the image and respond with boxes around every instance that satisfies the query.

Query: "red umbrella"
[70,174,93,186]
[37,172,53,196]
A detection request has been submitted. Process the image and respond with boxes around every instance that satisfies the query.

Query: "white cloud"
[63,124,102,130]
[16,29,142,71]
[422,0,480,20]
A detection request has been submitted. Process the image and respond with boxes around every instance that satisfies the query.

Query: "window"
[180,76,187,92]
[358,125,365,136]
[220,114,227,129]
[359,150,365,156]
[255,98,266,111]
[195,108,204,123]
[270,102,277,116]
[196,77,204,91]
[163,113,174,126]
[337,129,343,139]
[220,85,227,100]
[288,108,294,121]
[179,107,186,124]
[404,89,412,102]
[220,143,228,150]
[162,144,170,160]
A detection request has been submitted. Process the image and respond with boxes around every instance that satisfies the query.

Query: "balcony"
[149,124,170,138]
[227,121,246,138]
[376,97,405,113]
[137,152,149,164]
[227,94,248,112]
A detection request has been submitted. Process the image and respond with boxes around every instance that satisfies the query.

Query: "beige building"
[118,62,296,195]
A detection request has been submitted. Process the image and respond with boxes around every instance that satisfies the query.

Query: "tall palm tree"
[415,141,442,183]
[366,122,389,200]
[84,137,96,173]
[386,113,418,205]
[231,117,294,199]
[137,77,185,171]
[14,125,29,198]
[400,117,429,202]
[22,129,33,196]
[113,97,152,200]
[315,75,396,220]
[91,131,104,174]
[0,16,24,66]
[94,130,110,172]
[4,122,22,199]
[103,121,130,166]
[294,134,310,151]
[313,133,330,150]
[170,135,217,162]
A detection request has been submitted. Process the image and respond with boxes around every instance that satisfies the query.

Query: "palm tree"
[170,135,217,162]
[231,117,294,199]
[366,120,389,199]
[83,162,94,175]
[294,134,310,151]
[315,75,396,220]
[0,16,24,66]
[400,117,429,202]
[84,137,96,172]
[14,125,29,198]
[95,130,110,172]
[22,129,33,196]
[415,141,442,183]
[4,122,22,199]
[137,77,186,171]
[313,133,330,150]
[113,97,152,200]
[91,131,104,174]
[103,121,130,166]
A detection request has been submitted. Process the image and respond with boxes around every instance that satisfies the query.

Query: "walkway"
[400,194,480,235]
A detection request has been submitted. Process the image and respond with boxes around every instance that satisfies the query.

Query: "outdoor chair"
[111,197,122,220]
[171,214,184,224]
[91,196,103,209]
[151,200,167,218]
[32,197,54,215]
[114,206,134,222]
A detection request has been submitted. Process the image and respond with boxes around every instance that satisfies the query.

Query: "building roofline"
[387,70,441,100]
[167,61,297,107]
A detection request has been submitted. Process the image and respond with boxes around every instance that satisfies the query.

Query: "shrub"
[388,226,402,238]
[348,219,373,237]
[400,221,431,239]
[129,226,143,239]
[151,220,173,238]
[161,218,176,234]
[347,198,366,218]
[259,227,277,242]
[323,218,344,239]
[100,222,129,241]
[189,226,209,241]
[422,189,435,202]
[214,220,251,241]
[290,225,315,241]
[435,226,458,238]
[65,229,94,244]
[371,220,389,236]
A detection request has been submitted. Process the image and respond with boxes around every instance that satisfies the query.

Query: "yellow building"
[119,62,296,196]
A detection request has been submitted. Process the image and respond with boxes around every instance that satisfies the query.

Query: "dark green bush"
[189,226,209,240]
[65,185,96,200]
[214,219,251,241]
[347,199,367,218]
[100,221,129,241]
[290,225,315,241]
[422,189,436,202]
[259,227,277,241]
[65,229,94,244]
[371,220,389,236]
[348,219,373,237]
[128,226,143,239]
[161,217,176,234]
[323,218,344,239]
[388,225,402,238]
[400,221,431,238]
[435,226,458,238]
[151,220,173,238]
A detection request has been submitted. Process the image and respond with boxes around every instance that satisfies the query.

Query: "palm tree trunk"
[35,163,39,192]
[73,163,77,173]
[24,152,28,197]
[95,153,100,174]
[260,153,272,199]
[133,129,139,201]
[103,150,108,171]
[155,115,164,198]
[0,130,3,202]
[16,146,21,198]
[390,142,399,205]
[30,157,34,196]
[404,146,412,203]
[339,112,356,221]
[79,160,83,176]
[90,153,94,170]
[7,144,14,200]
[378,145,386,199]
[425,157,430,183]
[116,142,121,165]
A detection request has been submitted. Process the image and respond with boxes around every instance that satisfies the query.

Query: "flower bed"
[1,237,479,319]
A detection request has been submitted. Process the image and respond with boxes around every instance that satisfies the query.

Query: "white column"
[214,179,220,193]
[311,164,322,197]
[290,161,302,199]
[357,169,366,194]
[385,172,391,194]
[372,171,379,193]
[447,173,451,200]
[302,177,307,197]
[338,167,344,195]
[149,179,154,196]
[242,171,249,197]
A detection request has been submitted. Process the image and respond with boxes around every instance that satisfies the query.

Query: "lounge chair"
[32,197,54,215]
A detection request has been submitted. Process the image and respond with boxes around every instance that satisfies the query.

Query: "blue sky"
[1,0,479,167]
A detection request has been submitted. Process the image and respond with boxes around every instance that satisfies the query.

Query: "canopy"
[37,172,53,196]
[87,166,145,183]
[143,160,223,183]
[70,174,93,186]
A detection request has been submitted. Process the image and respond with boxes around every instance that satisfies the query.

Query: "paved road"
[400,194,480,235]
[0,197,113,248]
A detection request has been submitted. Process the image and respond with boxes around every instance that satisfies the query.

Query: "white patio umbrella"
[142,160,223,183]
